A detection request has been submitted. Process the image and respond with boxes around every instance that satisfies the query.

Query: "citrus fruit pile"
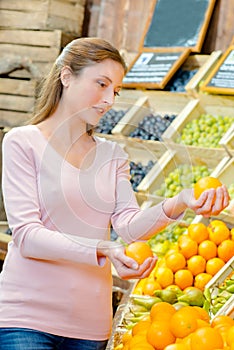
[115,303,234,350]
[133,219,234,297]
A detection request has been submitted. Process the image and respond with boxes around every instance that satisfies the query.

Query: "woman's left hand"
[182,185,230,217]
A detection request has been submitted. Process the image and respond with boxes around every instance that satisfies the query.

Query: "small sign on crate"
[201,45,234,95]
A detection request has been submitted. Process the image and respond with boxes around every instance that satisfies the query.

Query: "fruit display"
[165,68,198,92]
[113,301,234,350]
[95,108,127,134]
[148,210,195,245]
[130,160,155,191]
[175,113,233,148]
[154,164,210,198]
[129,113,177,141]
[130,219,233,312]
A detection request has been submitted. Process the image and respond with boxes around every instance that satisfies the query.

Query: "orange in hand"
[194,176,222,200]
[125,241,153,265]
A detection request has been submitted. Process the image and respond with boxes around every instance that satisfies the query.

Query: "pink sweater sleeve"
[2,129,101,266]
[111,148,183,243]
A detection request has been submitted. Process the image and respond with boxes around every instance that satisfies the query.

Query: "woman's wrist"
[97,240,122,258]
[97,240,111,257]
[162,190,188,219]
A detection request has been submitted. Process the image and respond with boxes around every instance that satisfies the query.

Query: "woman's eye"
[98,81,106,88]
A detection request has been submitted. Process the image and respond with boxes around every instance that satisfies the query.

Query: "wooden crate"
[185,50,223,97]
[0,77,37,127]
[203,256,234,319]
[0,0,85,36]
[111,92,192,153]
[136,147,230,199]
[162,97,234,154]
[0,29,67,79]
[219,123,234,157]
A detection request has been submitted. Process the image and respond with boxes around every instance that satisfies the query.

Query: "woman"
[0,37,229,349]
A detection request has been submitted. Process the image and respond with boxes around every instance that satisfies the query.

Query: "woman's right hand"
[97,240,157,280]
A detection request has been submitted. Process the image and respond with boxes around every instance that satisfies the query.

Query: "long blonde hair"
[30,37,127,126]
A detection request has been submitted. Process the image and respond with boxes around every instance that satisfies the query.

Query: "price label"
[201,46,234,95]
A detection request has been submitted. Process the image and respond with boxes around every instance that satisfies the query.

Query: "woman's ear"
[60,66,72,87]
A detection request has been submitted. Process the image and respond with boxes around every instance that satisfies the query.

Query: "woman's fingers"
[194,185,230,217]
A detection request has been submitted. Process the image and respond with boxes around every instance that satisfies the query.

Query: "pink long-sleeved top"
[0,125,179,340]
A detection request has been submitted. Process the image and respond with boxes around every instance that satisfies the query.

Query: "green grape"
[154,164,211,197]
[176,113,233,148]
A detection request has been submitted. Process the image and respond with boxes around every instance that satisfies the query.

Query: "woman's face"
[60,59,125,126]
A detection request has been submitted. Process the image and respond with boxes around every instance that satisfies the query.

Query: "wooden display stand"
[162,98,234,153]
[201,45,234,95]
[122,0,216,90]
[136,148,229,198]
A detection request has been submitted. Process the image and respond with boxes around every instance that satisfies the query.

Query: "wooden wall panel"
[86,0,234,55]
[203,0,234,53]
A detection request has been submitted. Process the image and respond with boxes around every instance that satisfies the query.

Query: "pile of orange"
[116,302,234,350]
[133,219,233,296]
[163,220,234,291]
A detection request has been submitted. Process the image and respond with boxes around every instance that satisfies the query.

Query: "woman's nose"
[103,89,115,106]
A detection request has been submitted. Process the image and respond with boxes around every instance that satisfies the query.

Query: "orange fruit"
[196,318,211,328]
[150,301,176,323]
[165,252,187,273]
[231,227,234,240]
[174,269,194,290]
[192,306,210,322]
[226,325,234,346]
[155,267,174,288]
[180,333,193,347]
[217,239,234,262]
[178,235,198,259]
[190,326,224,350]
[198,240,217,261]
[133,278,146,295]
[122,330,132,345]
[132,319,152,336]
[209,219,227,227]
[194,272,213,291]
[125,241,153,265]
[170,310,198,339]
[187,255,206,276]
[129,344,155,350]
[128,333,148,348]
[211,315,234,328]
[187,222,209,243]
[206,257,225,276]
[164,344,188,350]
[147,320,176,349]
[142,278,162,296]
[208,221,230,245]
[214,323,232,344]
[194,176,222,200]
